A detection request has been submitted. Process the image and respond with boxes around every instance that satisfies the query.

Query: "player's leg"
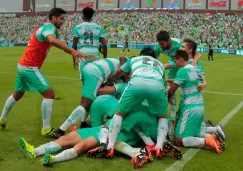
[106,82,144,157]
[167,70,177,120]
[53,66,103,138]
[19,131,82,159]
[42,129,99,165]
[0,67,26,129]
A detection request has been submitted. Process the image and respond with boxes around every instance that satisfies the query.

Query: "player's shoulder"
[41,23,56,30]
[171,38,183,45]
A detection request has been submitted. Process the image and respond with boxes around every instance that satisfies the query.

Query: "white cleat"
[216,124,226,141]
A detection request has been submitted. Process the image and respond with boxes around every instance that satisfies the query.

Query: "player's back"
[177,64,204,107]
[73,22,104,56]
[90,58,120,80]
[129,56,165,82]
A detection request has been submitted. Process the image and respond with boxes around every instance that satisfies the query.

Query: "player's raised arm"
[192,52,201,66]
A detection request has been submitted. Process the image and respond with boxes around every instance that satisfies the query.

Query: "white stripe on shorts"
[33,68,47,86]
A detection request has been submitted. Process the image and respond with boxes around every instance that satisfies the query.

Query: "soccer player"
[167,50,225,154]
[122,35,130,54]
[155,31,201,121]
[99,47,168,159]
[0,8,85,136]
[72,7,107,72]
[52,57,128,138]
[208,43,214,62]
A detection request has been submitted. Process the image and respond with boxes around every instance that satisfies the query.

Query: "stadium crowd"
[0,11,243,49]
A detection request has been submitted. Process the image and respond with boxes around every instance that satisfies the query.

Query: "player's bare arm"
[97,86,116,95]
[106,68,127,86]
[72,37,79,69]
[168,83,179,104]
[47,35,84,58]
[100,37,107,58]
[192,52,201,66]
[197,75,207,90]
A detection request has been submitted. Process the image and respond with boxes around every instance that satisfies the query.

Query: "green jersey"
[154,38,183,69]
[174,64,204,109]
[120,56,165,83]
[72,22,105,55]
[36,23,62,42]
[188,59,205,75]
[90,58,120,81]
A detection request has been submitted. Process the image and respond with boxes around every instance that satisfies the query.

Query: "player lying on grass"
[52,57,128,139]
[19,107,182,169]
[0,8,92,136]
[167,50,225,154]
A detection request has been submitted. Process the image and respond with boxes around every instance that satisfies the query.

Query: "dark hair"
[175,50,189,61]
[184,39,197,57]
[140,47,156,58]
[156,31,170,41]
[82,7,95,20]
[48,8,66,21]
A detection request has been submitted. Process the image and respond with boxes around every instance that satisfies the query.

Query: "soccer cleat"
[52,129,65,139]
[70,125,79,132]
[0,119,7,129]
[163,141,183,160]
[87,143,107,158]
[205,133,222,155]
[214,133,226,151]
[41,128,54,137]
[19,137,36,159]
[216,125,226,141]
[140,147,153,162]
[105,148,115,159]
[145,143,156,153]
[131,154,148,169]
[42,154,54,166]
[155,148,164,159]
[205,120,214,127]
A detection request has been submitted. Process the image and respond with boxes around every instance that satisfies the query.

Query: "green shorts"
[175,106,204,138]
[75,127,100,141]
[14,64,50,93]
[90,95,118,127]
[118,78,168,117]
[118,129,141,146]
[81,64,104,100]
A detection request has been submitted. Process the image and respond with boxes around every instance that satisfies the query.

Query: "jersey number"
[142,58,159,67]
[84,30,93,45]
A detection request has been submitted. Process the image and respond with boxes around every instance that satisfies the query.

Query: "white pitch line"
[204,90,243,97]
[165,101,243,171]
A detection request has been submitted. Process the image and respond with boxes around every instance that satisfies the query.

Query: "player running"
[167,50,225,154]
[0,8,85,136]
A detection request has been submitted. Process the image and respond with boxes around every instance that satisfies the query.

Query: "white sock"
[34,141,61,156]
[0,95,16,120]
[41,98,53,130]
[182,137,205,147]
[115,141,141,158]
[60,106,86,131]
[134,128,155,145]
[99,128,109,144]
[201,126,217,133]
[169,90,176,118]
[53,148,78,163]
[198,132,210,138]
[107,115,123,149]
[155,118,168,150]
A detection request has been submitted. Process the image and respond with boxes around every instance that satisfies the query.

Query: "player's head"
[156,31,171,50]
[175,50,189,67]
[139,47,156,58]
[82,7,95,20]
[181,39,197,57]
[48,8,66,29]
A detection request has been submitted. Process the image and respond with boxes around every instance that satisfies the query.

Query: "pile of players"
[0,7,226,169]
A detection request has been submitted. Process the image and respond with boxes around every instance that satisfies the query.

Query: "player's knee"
[42,87,55,99]
[174,137,183,147]
[75,142,88,154]
[13,91,25,101]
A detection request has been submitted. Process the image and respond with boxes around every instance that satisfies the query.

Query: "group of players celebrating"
[0,7,226,169]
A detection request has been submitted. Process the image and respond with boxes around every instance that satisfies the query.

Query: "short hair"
[156,31,170,41]
[175,50,189,61]
[48,8,66,21]
[139,47,156,58]
[184,39,197,53]
[82,7,95,20]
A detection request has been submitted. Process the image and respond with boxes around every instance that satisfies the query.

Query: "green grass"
[0,47,243,171]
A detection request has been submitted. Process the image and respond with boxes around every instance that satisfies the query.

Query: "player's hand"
[197,83,206,91]
[71,50,85,59]
[73,56,79,70]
